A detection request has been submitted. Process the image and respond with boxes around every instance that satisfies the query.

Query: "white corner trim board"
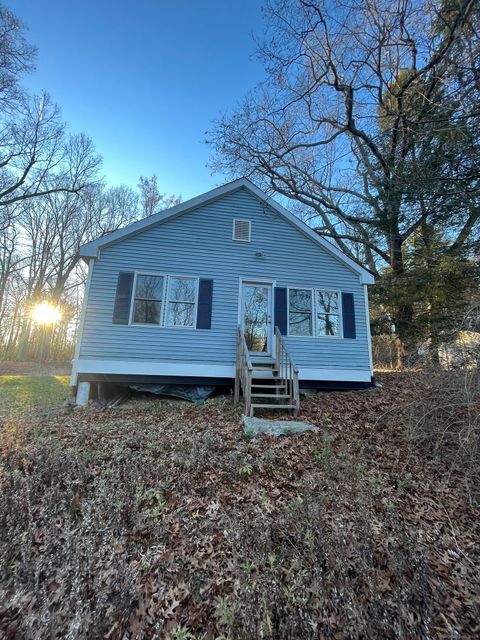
[364,283,374,375]
[69,258,94,386]
[71,359,372,385]
[79,178,374,285]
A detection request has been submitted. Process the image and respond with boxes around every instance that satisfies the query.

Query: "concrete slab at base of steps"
[243,416,318,437]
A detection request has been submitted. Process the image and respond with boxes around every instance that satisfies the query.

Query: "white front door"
[241,281,273,357]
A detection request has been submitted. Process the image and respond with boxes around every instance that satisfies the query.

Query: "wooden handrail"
[239,327,253,371]
[274,326,298,373]
[274,326,300,416]
[235,325,253,414]
[235,326,300,417]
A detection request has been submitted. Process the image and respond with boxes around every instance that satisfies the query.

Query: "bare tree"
[0,179,140,360]
[208,0,480,351]
[0,209,24,338]
[23,182,137,299]
[0,5,101,211]
[0,97,102,208]
[0,6,183,362]
[46,181,140,302]
[0,3,36,112]
[0,4,143,361]
[0,134,101,306]
[138,174,181,217]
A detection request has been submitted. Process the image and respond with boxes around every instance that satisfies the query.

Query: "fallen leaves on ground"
[0,371,479,639]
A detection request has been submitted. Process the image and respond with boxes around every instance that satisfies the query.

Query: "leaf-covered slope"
[0,372,478,639]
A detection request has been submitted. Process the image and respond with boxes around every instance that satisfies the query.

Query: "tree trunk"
[389,236,413,368]
[394,336,405,370]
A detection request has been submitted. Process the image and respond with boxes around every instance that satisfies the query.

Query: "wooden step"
[251,369,278,379]
[251,403,297,410]
[251,358,276,365]
[251,393,291,399]
[251,383,287,389]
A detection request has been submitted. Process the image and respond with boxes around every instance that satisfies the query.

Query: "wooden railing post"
[293,369,300,417]
[274,325,300,416]
[246,368,252,416]
[275,328,280,372]
[234,327,240,405]
[236,324,253,414]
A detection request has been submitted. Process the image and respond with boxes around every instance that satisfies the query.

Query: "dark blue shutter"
[196,279,213,329]
[112,272,134,324]
[342,292,356,338]
[274,287,288,335]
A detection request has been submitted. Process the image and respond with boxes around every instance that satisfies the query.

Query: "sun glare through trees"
[31,302,62,326]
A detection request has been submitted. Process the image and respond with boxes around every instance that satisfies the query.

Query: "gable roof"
[80,178,375,284]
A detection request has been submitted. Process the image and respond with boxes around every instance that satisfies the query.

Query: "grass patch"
[0,375,70,414]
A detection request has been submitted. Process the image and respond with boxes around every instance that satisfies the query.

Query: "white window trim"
[165,274,199,329]
[232,218,251,242]
[128,271,200,329]
[287,287,343,339]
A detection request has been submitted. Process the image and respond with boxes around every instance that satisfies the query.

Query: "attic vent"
[233,219,251,242]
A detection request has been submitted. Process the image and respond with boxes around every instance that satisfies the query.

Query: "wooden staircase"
[235,326,300,417]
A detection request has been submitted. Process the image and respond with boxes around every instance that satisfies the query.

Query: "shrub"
[406,364,480,475]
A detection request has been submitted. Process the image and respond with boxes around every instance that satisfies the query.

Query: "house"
[72,178,374,414]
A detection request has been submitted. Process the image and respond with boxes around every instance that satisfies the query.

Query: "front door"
[241,281,273,357]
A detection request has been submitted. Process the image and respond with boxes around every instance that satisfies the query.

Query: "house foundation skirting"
[71,358,372,387]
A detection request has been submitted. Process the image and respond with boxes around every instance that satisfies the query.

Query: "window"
[316,290,339,336]
[167,276,197,327]
[289,289,313,336]
[288,288,341,337]
[132,274,164,324]
[233,219,251,242]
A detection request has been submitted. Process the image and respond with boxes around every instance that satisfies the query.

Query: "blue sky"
[12,0,265,199]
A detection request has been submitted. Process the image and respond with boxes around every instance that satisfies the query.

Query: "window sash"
[316,312,339,336]
[132,275,164,324]
[315,290,339,336]
[289,311,313,336]
[288,288,313,336]
[129,273,199,328]
[168,277,196,302]
[133,299,161,324]
[316,290,339,314]
[167,301,195,327]
[166,277,197,327]
[288,287,341,337]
